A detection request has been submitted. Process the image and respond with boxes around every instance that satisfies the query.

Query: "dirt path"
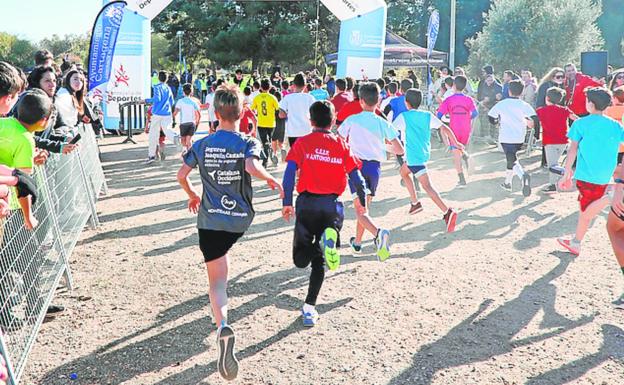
[23,131,624,385]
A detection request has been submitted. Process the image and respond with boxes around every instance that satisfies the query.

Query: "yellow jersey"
[251,92,279,128]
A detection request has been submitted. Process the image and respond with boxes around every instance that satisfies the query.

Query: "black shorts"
[198,229,244,262]
[272,121,285,142]
[288,136,300,148]
[618,152,624,165]
[180,122,197,137]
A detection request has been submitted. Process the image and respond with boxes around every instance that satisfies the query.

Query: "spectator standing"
[520,70,537,107]
[537,68,566,108]
[564,63,601,117]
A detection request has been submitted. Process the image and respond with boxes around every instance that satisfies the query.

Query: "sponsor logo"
[114,64,130,87]
[105,5,124,27]
[207,170,216,180]
[221,195,237,210]
[350,30,362,47]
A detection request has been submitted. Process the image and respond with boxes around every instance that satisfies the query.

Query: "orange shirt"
[605,105,624,152]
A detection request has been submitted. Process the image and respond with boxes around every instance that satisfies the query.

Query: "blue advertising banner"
[88,0,126,92]
[427,10,440,59]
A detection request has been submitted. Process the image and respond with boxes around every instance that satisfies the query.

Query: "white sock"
[513,162,524,178]
[303,303,316,314]
[505,170,514,184]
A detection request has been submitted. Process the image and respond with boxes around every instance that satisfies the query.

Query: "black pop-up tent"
[325,30,448,68]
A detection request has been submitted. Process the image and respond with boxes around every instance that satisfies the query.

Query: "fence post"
[0,335,18,385]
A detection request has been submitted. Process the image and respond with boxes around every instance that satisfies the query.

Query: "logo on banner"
[114,64,130,87]
[427,10,440,58]
[350,30,362,47]
[104,5,124,27]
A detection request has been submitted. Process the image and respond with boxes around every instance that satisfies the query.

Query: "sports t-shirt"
[605,105,624,152]
[183,130,262,233]
[536,105,571,145]
[338,111,399,162]
[251,92,279,128]
[310,88,329,101]
[175,97,200,124]
[205,93,217,122]
[568,114,624,185]
[279,92,316,138]
[380,95,396,113]
[388,95,408,122]
[394,110,443,166]
[0,117,35,169]
[286,131,361,196]
[331,91,353,113]
[488,97,536,144]
[437,93,477,145]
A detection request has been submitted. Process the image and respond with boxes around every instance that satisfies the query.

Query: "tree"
[598,0,624,67]
[38,33,90,65]
[0,32,36,69]
[468,0,603,77]
[151,33,176,71]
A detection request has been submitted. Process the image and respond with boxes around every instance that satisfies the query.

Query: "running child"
[488,80,538,196]
[173,83,201,153]
[605,87,624,170]
[557,87,624,256]
[436,75,477,187]
[607,160,624,309]
[394,88,459,232]
[177,84,283,381]
[338,82,404,254]
[536,87,575,193]
[251,79,280,167]
[282,100,388,327]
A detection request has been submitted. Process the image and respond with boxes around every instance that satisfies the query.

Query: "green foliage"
[0,32,36,68]
[151,33,176,71]
[468,0,603,76]
[598,0,624,67]
[38,33,90,65]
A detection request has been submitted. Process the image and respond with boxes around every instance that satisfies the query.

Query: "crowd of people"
[151,62,624,380]
[3,46,624,382]
[0,48,106,334]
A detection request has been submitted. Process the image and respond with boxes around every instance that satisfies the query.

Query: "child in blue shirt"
[558,87,624,256]
[394,88,461,232]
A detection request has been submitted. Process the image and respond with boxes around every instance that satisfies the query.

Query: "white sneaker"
[216,323,239,380]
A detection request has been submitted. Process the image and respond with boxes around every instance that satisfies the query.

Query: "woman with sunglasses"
[536,67,565,108]
[609,70,624,92]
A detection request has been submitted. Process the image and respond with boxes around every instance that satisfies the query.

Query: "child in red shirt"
[536,87,576,192]
[238,102,257,137]
[281,100,391,327]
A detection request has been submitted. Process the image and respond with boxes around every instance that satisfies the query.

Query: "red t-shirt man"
[331,91,353,116]
[536,105,572,145]
[565,73,600,116]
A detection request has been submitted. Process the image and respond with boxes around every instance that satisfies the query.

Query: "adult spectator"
[477,73,503,143]
[536,67,565,108]
[477,65,498,101]
[271,71,282,89]
[34,49,54,67]
[325,75,336,97]
[144,71,175,164]
[55,69,87,129]
[520,70,537,107]
[501,70,519,99]
[331,78,353,114]
[407,70,420,89]
[609,70,624,92]
[181,69,192,84]
[278,72,315,147]
[310,78,329,101]
[167,72,180,100]
[454,67,474,95]
[564,63,600,116]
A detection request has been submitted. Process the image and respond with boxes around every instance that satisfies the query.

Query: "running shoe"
[271,154,279,167]
[216,323,239,381]
[374,229,391,262]
[281,148,287,162]
[443,209,458,233]
[159,145,166,161]
[144,157,156,165]
[500,182,512,192]
[612,294,624,310]
[349,237,362,254]
[541,184,557,193]
[409,202,423,215]
[321,228,340,270]
[522,173,531,197]
[456,180,467,189]
[557,237,580,256]
[302,308,319,327]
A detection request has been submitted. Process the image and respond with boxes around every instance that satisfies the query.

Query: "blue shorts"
[349,160,381,197]
[407,165,427,177]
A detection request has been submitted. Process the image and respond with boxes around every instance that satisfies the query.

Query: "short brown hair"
[613,86,624,104]
[358,82,380,106]
[34,49,53,66]
[214,84,242,122]
[585,87,612,111]
[508,80,524,97]
[546,87,565,105]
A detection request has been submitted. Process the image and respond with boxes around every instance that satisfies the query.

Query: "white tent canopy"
[319,0,386,21]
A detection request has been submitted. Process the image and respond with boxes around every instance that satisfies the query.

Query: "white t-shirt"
[442,88,454,101]
[175,97,200,124]
[205,92,216,122]
[279,92,316,138]
[488,98,536,144]
[338,111,399,162]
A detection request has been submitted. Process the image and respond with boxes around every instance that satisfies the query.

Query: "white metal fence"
[0,123,106,385]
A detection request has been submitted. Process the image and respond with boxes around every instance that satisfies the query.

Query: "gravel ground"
[21,127,624,385]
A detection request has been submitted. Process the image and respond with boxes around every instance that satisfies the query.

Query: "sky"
[2,0,102,42]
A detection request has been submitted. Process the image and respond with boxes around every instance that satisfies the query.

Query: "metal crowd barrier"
[118,101,148,145]
[0,123,106,385]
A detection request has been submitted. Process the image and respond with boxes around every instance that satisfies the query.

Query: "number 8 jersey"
[251,91,280,128]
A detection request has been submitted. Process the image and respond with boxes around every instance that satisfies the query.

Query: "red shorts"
[576,180,607,212]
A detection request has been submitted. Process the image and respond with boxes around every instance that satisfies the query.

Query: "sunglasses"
[616,75,624,80]
[554,75,564,79]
